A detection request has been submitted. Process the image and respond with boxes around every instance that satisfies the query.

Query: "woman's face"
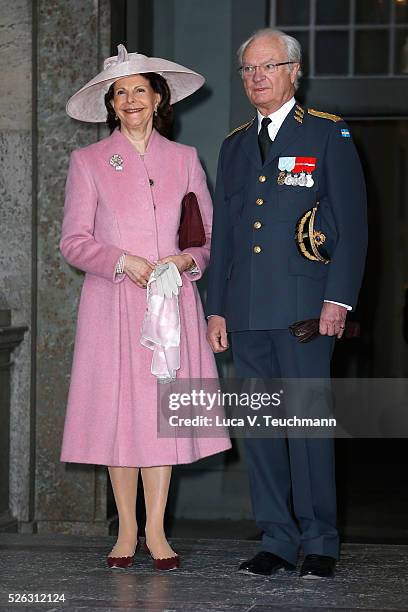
[112,74,161,131]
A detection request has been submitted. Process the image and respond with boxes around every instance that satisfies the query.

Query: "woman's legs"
[108,466,139,557]
[141,465,176,559]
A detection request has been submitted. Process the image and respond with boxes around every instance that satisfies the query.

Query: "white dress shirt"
[257,97,296,140]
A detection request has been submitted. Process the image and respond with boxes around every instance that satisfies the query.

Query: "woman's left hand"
[156,254,194,274]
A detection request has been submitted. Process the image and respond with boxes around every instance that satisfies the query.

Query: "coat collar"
[108,126,162,162]
[241,102,305,170]
[256,96,296,134]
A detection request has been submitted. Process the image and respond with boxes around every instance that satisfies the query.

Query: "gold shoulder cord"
[226,117,255,138]
[308,108,342,123]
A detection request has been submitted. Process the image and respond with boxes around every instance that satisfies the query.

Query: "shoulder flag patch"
[308,108,342,122]
[341,128,351,138]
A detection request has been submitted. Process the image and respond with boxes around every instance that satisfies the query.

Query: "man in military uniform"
[206,28,367,579]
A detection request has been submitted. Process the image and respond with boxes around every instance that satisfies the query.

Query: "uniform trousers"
[231,329,338,565]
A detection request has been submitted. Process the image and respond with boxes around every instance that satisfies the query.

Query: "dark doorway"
[110,0,154,55]
[342,119,408,377]
[334,119,408,543]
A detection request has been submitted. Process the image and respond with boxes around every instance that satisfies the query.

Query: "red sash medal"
[277,156,317,187]
[293,157,317,187]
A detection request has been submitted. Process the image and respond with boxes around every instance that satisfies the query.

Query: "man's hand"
[319,302,347,339]
[123,254,155,288]
[207,315,229,353]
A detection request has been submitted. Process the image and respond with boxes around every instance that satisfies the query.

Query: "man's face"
[241,35,299,115]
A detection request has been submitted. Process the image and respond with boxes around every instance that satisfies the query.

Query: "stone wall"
[0,0,33,526]
[0,0,111,533]
[34,0,111,533]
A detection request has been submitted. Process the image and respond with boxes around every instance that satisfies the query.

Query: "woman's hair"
[104,72,173,137]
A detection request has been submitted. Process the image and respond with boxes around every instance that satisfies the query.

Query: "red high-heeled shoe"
[143,541,180,570]
[107,538,140,569]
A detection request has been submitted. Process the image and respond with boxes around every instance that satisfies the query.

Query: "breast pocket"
[277,183,318,222]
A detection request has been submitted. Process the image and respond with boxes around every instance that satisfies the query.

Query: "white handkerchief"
[140,262,183,384]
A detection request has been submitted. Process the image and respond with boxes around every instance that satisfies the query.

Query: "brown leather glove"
[289,319,320,343]
[289,319,360,343]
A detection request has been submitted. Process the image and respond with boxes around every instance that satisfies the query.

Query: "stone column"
[33,0,111,534]
[0,0,33,530]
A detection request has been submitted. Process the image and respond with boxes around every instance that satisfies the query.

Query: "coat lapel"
[240,118,263,170]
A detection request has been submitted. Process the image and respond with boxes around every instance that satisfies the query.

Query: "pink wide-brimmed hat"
[66,44,205,123]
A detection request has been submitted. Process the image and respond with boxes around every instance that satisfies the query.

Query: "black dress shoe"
[300,554,336,579]
[239,551,296,576]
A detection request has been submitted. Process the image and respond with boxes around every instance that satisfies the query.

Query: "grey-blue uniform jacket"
[206,103,368,331]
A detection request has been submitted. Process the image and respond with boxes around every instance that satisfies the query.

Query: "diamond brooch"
[109,154,124,171]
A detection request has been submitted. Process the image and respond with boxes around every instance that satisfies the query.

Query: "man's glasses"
[239,61,293,78]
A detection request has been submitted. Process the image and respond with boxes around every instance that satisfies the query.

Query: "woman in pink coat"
[60,45,231,570]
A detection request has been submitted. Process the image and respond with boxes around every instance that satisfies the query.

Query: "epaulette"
[226,118,254,138]
[308,108,342,122]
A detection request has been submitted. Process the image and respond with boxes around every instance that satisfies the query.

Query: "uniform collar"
[257,97,296,134]
[241,98,302,169]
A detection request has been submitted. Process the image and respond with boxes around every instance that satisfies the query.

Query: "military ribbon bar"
[293,157,317,174]
[278,157,296,172]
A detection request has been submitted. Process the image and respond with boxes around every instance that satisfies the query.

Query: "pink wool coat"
[59,127,231,467]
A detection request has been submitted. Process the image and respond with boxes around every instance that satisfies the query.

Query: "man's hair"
[237,28,302,90]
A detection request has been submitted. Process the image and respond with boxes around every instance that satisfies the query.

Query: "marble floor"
[0,534,407,611]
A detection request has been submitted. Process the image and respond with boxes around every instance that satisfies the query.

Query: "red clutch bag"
[178,192,206,251]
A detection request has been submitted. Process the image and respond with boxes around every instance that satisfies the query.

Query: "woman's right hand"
[123,254,155,288]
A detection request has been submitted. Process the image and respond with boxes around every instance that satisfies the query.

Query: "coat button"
[253,245,262,254]
[256,198,264,206]
[258,175,267,183]
[253,221,262,229]
[149,178,154,186]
